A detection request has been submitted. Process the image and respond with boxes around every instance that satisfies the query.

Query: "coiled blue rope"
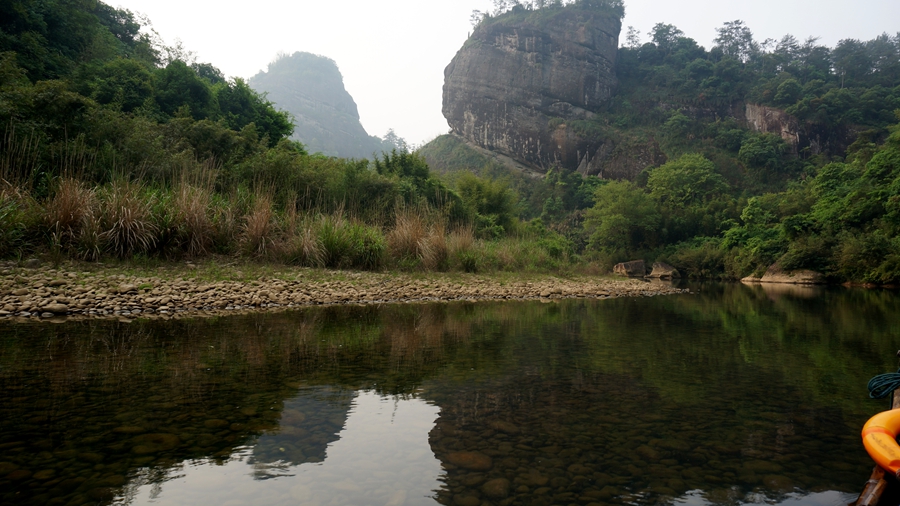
[869,368,900,399]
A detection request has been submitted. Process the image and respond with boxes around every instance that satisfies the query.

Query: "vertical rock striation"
[442,6,621,175]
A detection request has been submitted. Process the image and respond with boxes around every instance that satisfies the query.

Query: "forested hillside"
[0,0,570,272]
[2,0,900,283]
[422,3,900,283]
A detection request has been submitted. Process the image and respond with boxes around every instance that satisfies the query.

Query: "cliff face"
[743,103,856,157]
[442,7,621,174]
[250,52,384,158]
[745,104,801,152]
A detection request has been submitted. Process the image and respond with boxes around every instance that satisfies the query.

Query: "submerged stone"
[113,426,145,435]
[481,478,510,498]
[452,494,481,506]
[203,419,229,430]
[33,469,56,480]
[446,451,493,471]
[131,433,181,454]
[488,420,520,434]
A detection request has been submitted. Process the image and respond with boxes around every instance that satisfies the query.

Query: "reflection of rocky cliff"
[250,52,385,158]
[0,295,890,504]
[248,387,354,477]
[442,6,620,175]
[0,306,464,505]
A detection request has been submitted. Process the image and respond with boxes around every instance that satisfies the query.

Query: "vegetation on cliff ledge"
[422,6,900,284]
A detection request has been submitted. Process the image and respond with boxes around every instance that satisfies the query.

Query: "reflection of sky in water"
[249,386,356,475]
[124,391,441,506]
[672,489,856,506]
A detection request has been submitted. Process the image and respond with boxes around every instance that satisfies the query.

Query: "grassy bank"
[0,174,586,275]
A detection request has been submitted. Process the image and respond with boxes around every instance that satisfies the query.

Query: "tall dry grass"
[174,184,213,257]
[285,215,325,267]
[447,226,479,272]
[0,184,36,257]
[447,225,475,254]
[387,208,450,270]
[388,210,427,260]
[46,178,96,245]
[420,222,448,270]
[99,180,159,258]
[0,128,41,189]
[241,195,276,257]
[75,207,103,261]
[0,162,584,274]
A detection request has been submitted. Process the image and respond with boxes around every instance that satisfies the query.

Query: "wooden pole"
[856,467,888,506]
[854,354,900,506]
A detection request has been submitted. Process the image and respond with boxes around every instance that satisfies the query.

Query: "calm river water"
[1,282,898,506]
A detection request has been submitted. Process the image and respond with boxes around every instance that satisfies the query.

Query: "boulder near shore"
[741,263,825,285]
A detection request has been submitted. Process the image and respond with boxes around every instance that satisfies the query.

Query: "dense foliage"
[471,0,625,26]
[0,0,581,272]
[0,0,295,184]
[4,0,900,282]
[580,21,900,281]
[422,10,900,283]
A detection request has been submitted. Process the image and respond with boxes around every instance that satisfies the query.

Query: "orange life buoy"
[862,408,900,477]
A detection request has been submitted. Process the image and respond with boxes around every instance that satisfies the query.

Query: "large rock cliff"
[250,52,385,158]
[442,6,621,175]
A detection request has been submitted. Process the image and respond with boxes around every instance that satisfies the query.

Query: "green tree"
[154,60,215,119]
[650,23,684,53]
[89,58,153,113]
[215,78,293,147]
[585,181,660,254]
[647,154,727,207]
[456,172,517,237]
[774,78,801,105]
[714,20,758,63]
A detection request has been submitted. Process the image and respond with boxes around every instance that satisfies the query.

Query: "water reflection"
[0,285,898,505]
[125,391,441,506]
[250,387,355,474]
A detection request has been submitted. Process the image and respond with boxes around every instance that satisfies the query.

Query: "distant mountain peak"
[250,52,384,158]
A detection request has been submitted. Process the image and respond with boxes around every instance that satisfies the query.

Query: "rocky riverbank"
[0,260,687,323]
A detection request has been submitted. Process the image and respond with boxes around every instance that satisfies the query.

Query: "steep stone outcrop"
[250,52,385,158]
[745,104,801,152]
[442,6,621,175]
[743,103,856,157]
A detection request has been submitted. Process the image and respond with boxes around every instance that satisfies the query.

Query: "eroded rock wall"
[743,103,856,157]
[745,104,801,152]
[442,8,621,175]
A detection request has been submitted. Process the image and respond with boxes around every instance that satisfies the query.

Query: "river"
[1,282,897,505]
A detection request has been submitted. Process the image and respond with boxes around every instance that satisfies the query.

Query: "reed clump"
[99,180,159,258]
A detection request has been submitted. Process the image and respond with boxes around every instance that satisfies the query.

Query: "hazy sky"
[113,0,899,146]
